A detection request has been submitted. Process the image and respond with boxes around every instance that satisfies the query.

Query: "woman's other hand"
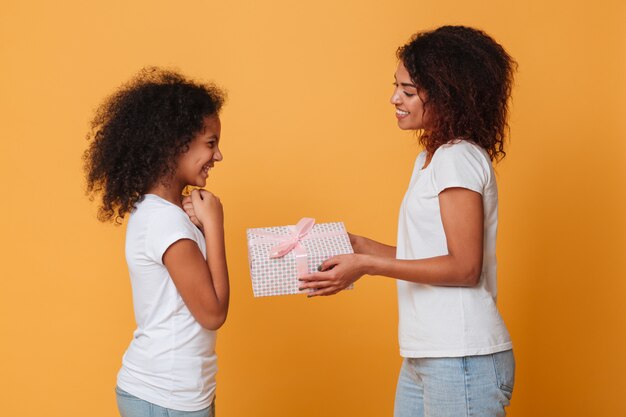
[298,253,369,298]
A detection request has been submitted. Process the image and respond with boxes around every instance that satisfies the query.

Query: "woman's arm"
[349,233,396,258]
[163,190,230,329]
[299,187,483,297]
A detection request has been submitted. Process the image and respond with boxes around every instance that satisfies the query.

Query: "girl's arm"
[299,187,483,297]
[163,190,230,330]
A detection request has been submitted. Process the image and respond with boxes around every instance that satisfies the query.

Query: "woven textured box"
[247,218,354,297]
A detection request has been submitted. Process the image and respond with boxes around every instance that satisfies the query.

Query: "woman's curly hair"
[83,67,226,223]
[397,25,516,161]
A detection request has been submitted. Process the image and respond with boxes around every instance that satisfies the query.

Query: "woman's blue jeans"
[394,349,515,417]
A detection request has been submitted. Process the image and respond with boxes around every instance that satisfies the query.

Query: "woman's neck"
[422,153,433,170]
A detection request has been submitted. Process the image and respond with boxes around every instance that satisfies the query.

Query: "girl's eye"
[208,142,216,148]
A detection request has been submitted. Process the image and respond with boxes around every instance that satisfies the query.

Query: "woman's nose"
[390,90,401,105]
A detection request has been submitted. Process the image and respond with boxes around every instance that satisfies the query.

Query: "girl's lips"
[201,163,213,177]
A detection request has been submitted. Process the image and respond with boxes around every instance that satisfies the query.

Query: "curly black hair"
[397,25,516,161]
[83,67,226,223]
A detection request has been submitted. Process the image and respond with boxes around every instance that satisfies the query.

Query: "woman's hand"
[189,189,224,233]
[298,253,370,298]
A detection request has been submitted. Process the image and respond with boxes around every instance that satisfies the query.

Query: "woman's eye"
[403,92,416,97]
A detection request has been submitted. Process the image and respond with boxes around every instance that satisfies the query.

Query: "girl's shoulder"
[130,195,189,226]
[130,194,200,242]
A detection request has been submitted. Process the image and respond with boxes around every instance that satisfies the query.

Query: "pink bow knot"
[269,217,315,258]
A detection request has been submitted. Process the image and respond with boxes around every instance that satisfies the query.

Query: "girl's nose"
[214,149,223,162]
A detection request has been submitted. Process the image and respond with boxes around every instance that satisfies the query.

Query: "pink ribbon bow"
[268,217,315,277]
[269,217,315,259]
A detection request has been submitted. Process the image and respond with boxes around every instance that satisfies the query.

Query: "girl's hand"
[190,189,224,232]
[298,253,369,298]
[182,195,202,230]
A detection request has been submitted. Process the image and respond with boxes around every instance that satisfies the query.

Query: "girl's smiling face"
[175,114,223,188]
[390,61,429,130]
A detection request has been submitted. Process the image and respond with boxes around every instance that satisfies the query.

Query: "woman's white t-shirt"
[117,194,217,411]
[396,140,512,358]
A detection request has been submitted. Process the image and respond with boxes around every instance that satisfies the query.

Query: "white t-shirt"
[396,140,512,358]
[117,194,217,411]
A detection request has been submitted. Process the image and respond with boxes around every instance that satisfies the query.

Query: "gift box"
[246,218,354,297]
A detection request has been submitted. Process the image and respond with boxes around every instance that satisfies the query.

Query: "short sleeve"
[145,207,199,265]
[431,141,490,195]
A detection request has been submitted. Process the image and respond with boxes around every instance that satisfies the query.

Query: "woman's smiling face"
[390,61,429,131]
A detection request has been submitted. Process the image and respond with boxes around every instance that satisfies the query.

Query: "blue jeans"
[394,350,515,417]
[116,387,215,417]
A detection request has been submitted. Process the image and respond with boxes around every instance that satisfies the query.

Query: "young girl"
[299,26,517,416]
[84,68,229,417]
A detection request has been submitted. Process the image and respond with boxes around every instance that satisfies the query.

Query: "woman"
[299,26,517,416]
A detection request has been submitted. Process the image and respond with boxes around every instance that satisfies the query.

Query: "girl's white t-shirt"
[117,194,216,411]
[396,140,512,358]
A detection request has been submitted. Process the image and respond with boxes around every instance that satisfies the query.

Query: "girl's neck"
[146,181,184,208]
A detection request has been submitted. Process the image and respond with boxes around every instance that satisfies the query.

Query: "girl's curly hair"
[397,25,516,161]
[83,67,226,223]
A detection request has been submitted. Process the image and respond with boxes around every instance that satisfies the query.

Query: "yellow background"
[1,1,625,416]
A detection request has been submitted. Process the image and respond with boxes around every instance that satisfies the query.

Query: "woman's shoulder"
[432,139,491,167]
[428,139,494,192]
[435,139,486,157]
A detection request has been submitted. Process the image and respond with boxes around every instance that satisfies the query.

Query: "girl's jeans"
[116,387,215,417]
